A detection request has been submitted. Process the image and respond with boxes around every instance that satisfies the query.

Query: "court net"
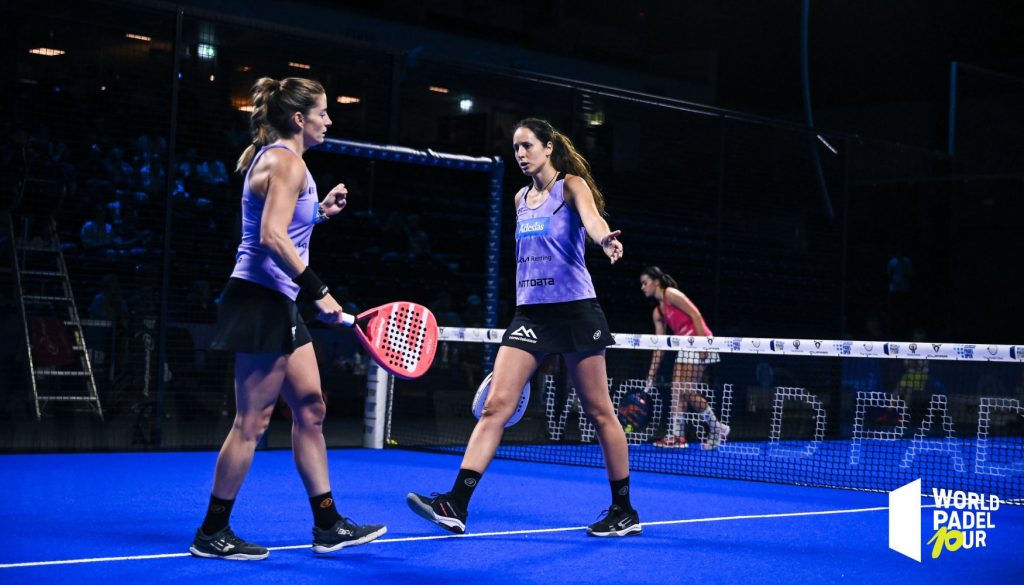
[384,328,1024,503]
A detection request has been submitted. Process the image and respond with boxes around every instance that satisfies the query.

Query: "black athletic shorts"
[501,298,614,355]
[210,277,312,354]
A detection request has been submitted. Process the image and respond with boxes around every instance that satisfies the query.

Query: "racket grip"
[340,312,356,327]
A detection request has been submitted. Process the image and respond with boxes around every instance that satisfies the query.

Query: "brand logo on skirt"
[510,326,538,343]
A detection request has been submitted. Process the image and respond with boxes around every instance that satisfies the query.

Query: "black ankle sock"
[310,491,343,530]
[610,476,633,511]
[200,495,235,535]
[450,468,482,510]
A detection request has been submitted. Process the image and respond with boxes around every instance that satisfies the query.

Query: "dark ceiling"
[314,0,1024,117]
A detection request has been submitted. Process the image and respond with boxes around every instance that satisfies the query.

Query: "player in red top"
[640,266,729,450]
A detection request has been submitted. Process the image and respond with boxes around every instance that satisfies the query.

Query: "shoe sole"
[587,524,643,537]
[312,526,388,554]
[406,494,465,534]
[189,546,269,560]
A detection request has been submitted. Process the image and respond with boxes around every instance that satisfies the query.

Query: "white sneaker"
[701,423,730,451]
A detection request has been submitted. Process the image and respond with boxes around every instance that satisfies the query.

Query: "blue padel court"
[2,449,1021,584]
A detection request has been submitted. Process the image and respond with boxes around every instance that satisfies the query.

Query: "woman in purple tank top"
[407,119,642,538]
[191,77,385,561]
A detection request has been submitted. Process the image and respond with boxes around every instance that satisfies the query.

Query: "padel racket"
[337,301,438,379]
[472,371,530,427]
[617,389,654,433]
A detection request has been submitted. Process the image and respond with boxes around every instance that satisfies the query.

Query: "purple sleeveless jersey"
[514,176,596,305]
[230,144,318,300]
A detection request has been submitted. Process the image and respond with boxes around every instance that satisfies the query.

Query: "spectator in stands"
[101,146,136,192]
[80,202,115,253]
[640,266,728,450]
[137,150,165,197]
[178,147,201,181]
[78,143,112,202]
[112,206,153,254]
[81,203,151,255]
[134,132,167,159]
[406,117,639,538]
[190,77,384,561]
[197,156,229,187]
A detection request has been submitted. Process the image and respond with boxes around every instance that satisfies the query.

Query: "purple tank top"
[514,175,596,305]
[230,144,317,300]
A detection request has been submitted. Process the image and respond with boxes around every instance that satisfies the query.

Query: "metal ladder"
[4,182,104,420]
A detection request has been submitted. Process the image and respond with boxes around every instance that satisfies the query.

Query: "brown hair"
[515,118,607,216]
[235,77,326,173]
[642,266,679,290]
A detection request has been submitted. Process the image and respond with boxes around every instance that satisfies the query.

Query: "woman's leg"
[210,352,287,499]
[565,350,642,537]
[278,343,330,496]
[406,345,540,534]
[678,361,708,411]
[564,350,629,481]
[192,352,283,560]
[676,360,728,448]
[279,342,386,551]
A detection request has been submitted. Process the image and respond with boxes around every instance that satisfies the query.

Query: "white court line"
[0,505,892,570]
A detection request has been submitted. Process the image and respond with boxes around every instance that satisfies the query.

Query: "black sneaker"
[312,517,388,554]
[190,526,269,560]
[586,505,642,537]
[406,492,467,534]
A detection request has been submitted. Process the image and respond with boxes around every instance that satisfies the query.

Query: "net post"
[363,362,390,448]
[484,156,504,372]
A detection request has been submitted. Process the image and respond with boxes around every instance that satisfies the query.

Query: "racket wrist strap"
[293,267,329,300]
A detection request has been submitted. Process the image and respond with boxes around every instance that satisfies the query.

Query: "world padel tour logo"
[889,479,1001,562]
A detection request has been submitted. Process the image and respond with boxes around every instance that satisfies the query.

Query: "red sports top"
[660,294,712,337]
